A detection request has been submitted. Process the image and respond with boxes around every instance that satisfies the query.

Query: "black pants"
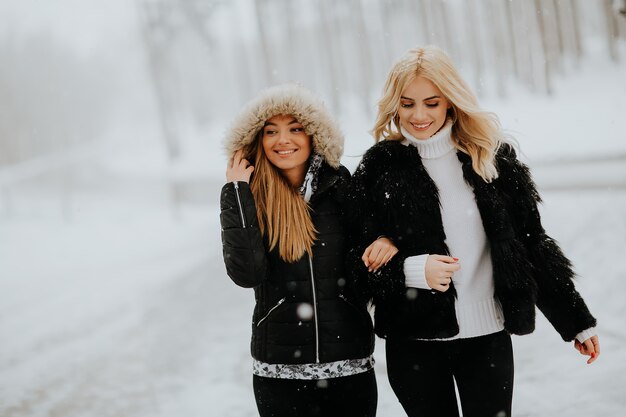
[253,369,377,417]
[386,330,514,417]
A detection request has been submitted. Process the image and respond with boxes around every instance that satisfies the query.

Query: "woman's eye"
[400,102,413,108]
[264,130,276,135]
[292,127,304,133]
[425,102,439,108]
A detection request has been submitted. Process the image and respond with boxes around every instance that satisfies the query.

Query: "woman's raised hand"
[362,237,399,272]
[227,149,254,183]
[425,255,460,292]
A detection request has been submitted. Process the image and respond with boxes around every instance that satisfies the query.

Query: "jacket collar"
[308,162,343,205]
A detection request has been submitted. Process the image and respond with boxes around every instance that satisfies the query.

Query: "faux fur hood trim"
[224,84,344,168]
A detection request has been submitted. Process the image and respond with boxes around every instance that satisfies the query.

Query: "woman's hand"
[574,335,600,364]
[362,237,398,272]
[226,149,254,183]
[425,255,460,292]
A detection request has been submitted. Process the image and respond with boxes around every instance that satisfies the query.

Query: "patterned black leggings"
[253,369,378,416]
[386,330,514,417]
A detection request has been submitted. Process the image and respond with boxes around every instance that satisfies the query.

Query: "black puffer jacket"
[346,140,596,341]
[220,163,374,364]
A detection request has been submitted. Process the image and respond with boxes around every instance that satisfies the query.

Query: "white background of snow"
[1,2,626,415]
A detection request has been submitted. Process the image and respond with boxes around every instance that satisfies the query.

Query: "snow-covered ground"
[1,48,626,416]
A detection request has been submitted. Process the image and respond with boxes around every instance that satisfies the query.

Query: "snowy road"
[531,154,626,190]
[1,183,625,417]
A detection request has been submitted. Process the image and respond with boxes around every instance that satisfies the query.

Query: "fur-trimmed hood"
[224,84,344,168]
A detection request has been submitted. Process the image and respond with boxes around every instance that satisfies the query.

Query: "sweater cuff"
[404,254,430,289]
[575,327,596,344]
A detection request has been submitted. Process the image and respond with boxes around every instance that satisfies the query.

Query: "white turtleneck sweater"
[400,123,595,343]
[400,122,504,339]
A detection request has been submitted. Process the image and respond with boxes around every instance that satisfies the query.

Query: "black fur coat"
[345,140,596,341]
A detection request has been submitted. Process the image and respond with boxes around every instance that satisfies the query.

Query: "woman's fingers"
[431,254,458,264]
[226,150,255,182]
[583,337,599,364]
[362,238,398,272]
[575,336,600,364]
[371,245,398,271]
[362,245,373,267]
[233,149,242,167]
[437,279,451,292]
[425,254,458,292]
[591,335,601,355]
[574,340,583,354]
[439,276,452,288]
[382,247,399,266]
[367,246,383,271]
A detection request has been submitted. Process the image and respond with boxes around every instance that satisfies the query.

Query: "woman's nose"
[411,106,426,121]
[277,130,291,144]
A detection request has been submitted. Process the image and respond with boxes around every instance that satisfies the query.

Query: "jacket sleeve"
[344,149,409,303]
[497,145,597,341]
[220,181,268,288]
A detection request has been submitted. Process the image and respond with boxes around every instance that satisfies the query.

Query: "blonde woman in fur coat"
[220,84,396,416]
[346,46,600,417]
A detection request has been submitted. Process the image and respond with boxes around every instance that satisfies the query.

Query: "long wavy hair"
[242,131,316,263]
[373,46,507,182]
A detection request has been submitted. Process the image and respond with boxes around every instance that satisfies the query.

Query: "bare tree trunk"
[139,0,181,159]
[466,0,485,95]
[138,0,183,219]
[552,0,566,59]
[487,0,507,97]
[352,0,374,115]
[253,0,275,86]
[284,0,298,81]
[419,0,433,45]
[379,0,396,65]
[318,0,341,111]
[505,0,520,79]
[178,0,216,51]
[534,0,553,94]
[560,0,584,64]
[436,0,454,57]
[231,29,254,105]
[545,0,564,74]
[569,0,584,60]
[603,0,620,62]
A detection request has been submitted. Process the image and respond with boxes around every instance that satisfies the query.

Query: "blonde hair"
[373,46,505,182]
[243,133,316,263]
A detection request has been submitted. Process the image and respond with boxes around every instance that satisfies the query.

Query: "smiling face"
[262,114,312,187]
[397,76,451,140]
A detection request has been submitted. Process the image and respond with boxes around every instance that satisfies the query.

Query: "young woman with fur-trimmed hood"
[220,84,395,416]
[346,46,600,417]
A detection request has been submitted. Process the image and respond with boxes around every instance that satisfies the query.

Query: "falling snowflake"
[297,303,314,320]
[316,380,329,389]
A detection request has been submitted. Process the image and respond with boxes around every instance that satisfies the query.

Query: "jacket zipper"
[339,293,369,321]
[308,254,320,363]
[233,181,247,228]
[338,293,351,304]
[256,297,286,327]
